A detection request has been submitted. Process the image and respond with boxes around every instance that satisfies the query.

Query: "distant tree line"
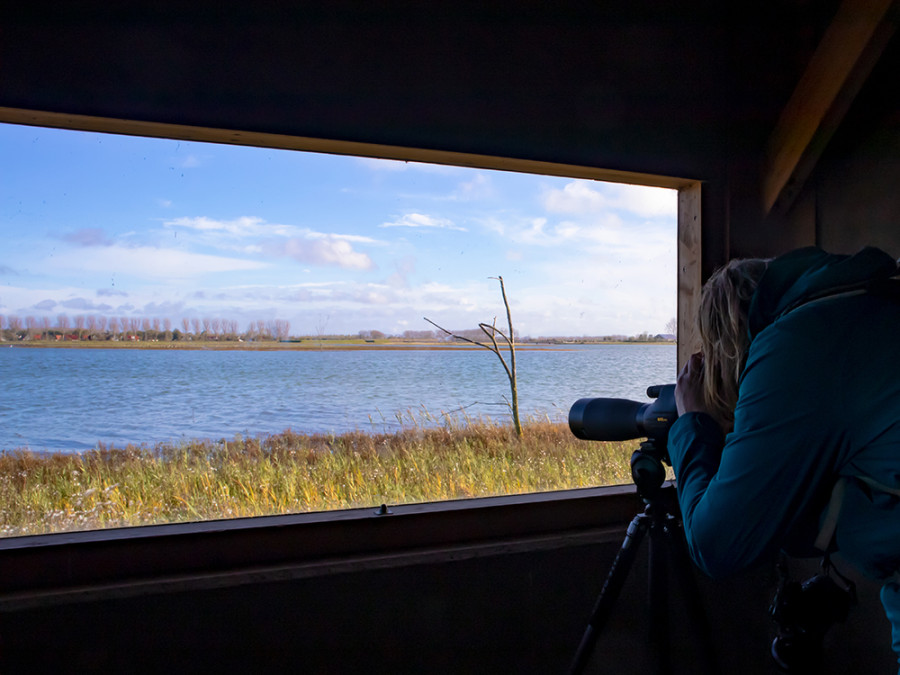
[361,328,675,343]
[0,313,675,344]
[0,313,291,343]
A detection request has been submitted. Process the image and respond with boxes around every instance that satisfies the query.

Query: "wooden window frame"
[0,107,702,604]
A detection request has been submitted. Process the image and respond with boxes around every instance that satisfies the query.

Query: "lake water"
[0,344,675,452]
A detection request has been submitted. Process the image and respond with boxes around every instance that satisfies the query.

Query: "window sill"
[0,483,655,607]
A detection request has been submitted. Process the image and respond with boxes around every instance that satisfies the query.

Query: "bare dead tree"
[425,275,522,437]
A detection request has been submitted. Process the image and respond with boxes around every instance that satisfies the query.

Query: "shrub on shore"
[0,421,635,537]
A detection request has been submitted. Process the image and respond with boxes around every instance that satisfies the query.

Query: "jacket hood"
[748,246,899,340]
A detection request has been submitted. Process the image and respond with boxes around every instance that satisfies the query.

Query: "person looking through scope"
[669,246,900,669]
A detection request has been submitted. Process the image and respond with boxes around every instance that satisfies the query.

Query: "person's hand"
[675,351,707,417]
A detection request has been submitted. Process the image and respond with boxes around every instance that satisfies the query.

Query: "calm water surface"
[0,345,675,452]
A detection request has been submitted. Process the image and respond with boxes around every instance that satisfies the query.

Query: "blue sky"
[0,122,676,338]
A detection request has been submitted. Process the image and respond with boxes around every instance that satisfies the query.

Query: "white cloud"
[607,183,677,218]
[165,216,296,238]
[480,213,626,247]
[163,217,383,269]
[165,216,381,245]
[542,181,607,214]
[278,237,374,271]
[1,259,676,336]
[304,230,380,245]
[380,213,466,231]
[543,181,676,219]
[2,284,139,316]
[455,174,494,201]
[48,245,267,280]
[177,154,203,169]
[513,237,677,333]
[162,222,376,270]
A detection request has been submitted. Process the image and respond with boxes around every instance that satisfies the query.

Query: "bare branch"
[423,275,522,437]
[424,317,493,352]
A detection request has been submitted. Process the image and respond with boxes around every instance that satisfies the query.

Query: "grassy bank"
[0,421,635,537]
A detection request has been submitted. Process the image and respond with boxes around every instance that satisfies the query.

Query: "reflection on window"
[0,123,676,536]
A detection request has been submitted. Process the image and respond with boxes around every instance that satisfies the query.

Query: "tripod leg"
[569,512,651,675]
[663,516,717,674]
[648,516,672,675]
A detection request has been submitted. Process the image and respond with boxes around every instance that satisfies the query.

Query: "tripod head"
[630,438,670,502]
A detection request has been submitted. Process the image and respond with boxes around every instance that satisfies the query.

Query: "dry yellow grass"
[0,420,636,538]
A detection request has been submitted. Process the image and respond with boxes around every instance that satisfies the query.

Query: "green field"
[0,420,636,537]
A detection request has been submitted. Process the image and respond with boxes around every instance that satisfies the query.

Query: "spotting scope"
[568,384,678,446]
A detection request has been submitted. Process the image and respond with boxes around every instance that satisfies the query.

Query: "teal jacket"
[668,246,900,661]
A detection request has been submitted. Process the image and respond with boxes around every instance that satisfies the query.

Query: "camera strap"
[814,477,847,553]
[814,475,900,554]
[855,475,900,497]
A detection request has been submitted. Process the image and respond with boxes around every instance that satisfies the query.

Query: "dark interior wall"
[1,535,891,674]
[0,2,829,183]
[718,0,839,263]
[811,30,900,257]
[731,11,900,260]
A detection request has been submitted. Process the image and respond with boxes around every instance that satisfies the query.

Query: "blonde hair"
[699,258,769,429]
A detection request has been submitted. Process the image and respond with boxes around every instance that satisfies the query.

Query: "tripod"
[568,439,714,675]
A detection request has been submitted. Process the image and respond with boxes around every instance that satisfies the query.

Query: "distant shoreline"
[1,339,675,352]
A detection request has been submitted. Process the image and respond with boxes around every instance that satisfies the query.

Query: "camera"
[769,566,856,672]
[568,384,678,448]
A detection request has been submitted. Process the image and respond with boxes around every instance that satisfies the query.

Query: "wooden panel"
[0,484,643,602]
[677,183,702,370]
[0,2,749,184]
[0,107,695,190]
[762,0,898,216]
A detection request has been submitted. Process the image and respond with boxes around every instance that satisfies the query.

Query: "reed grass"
[0,413,636,538]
